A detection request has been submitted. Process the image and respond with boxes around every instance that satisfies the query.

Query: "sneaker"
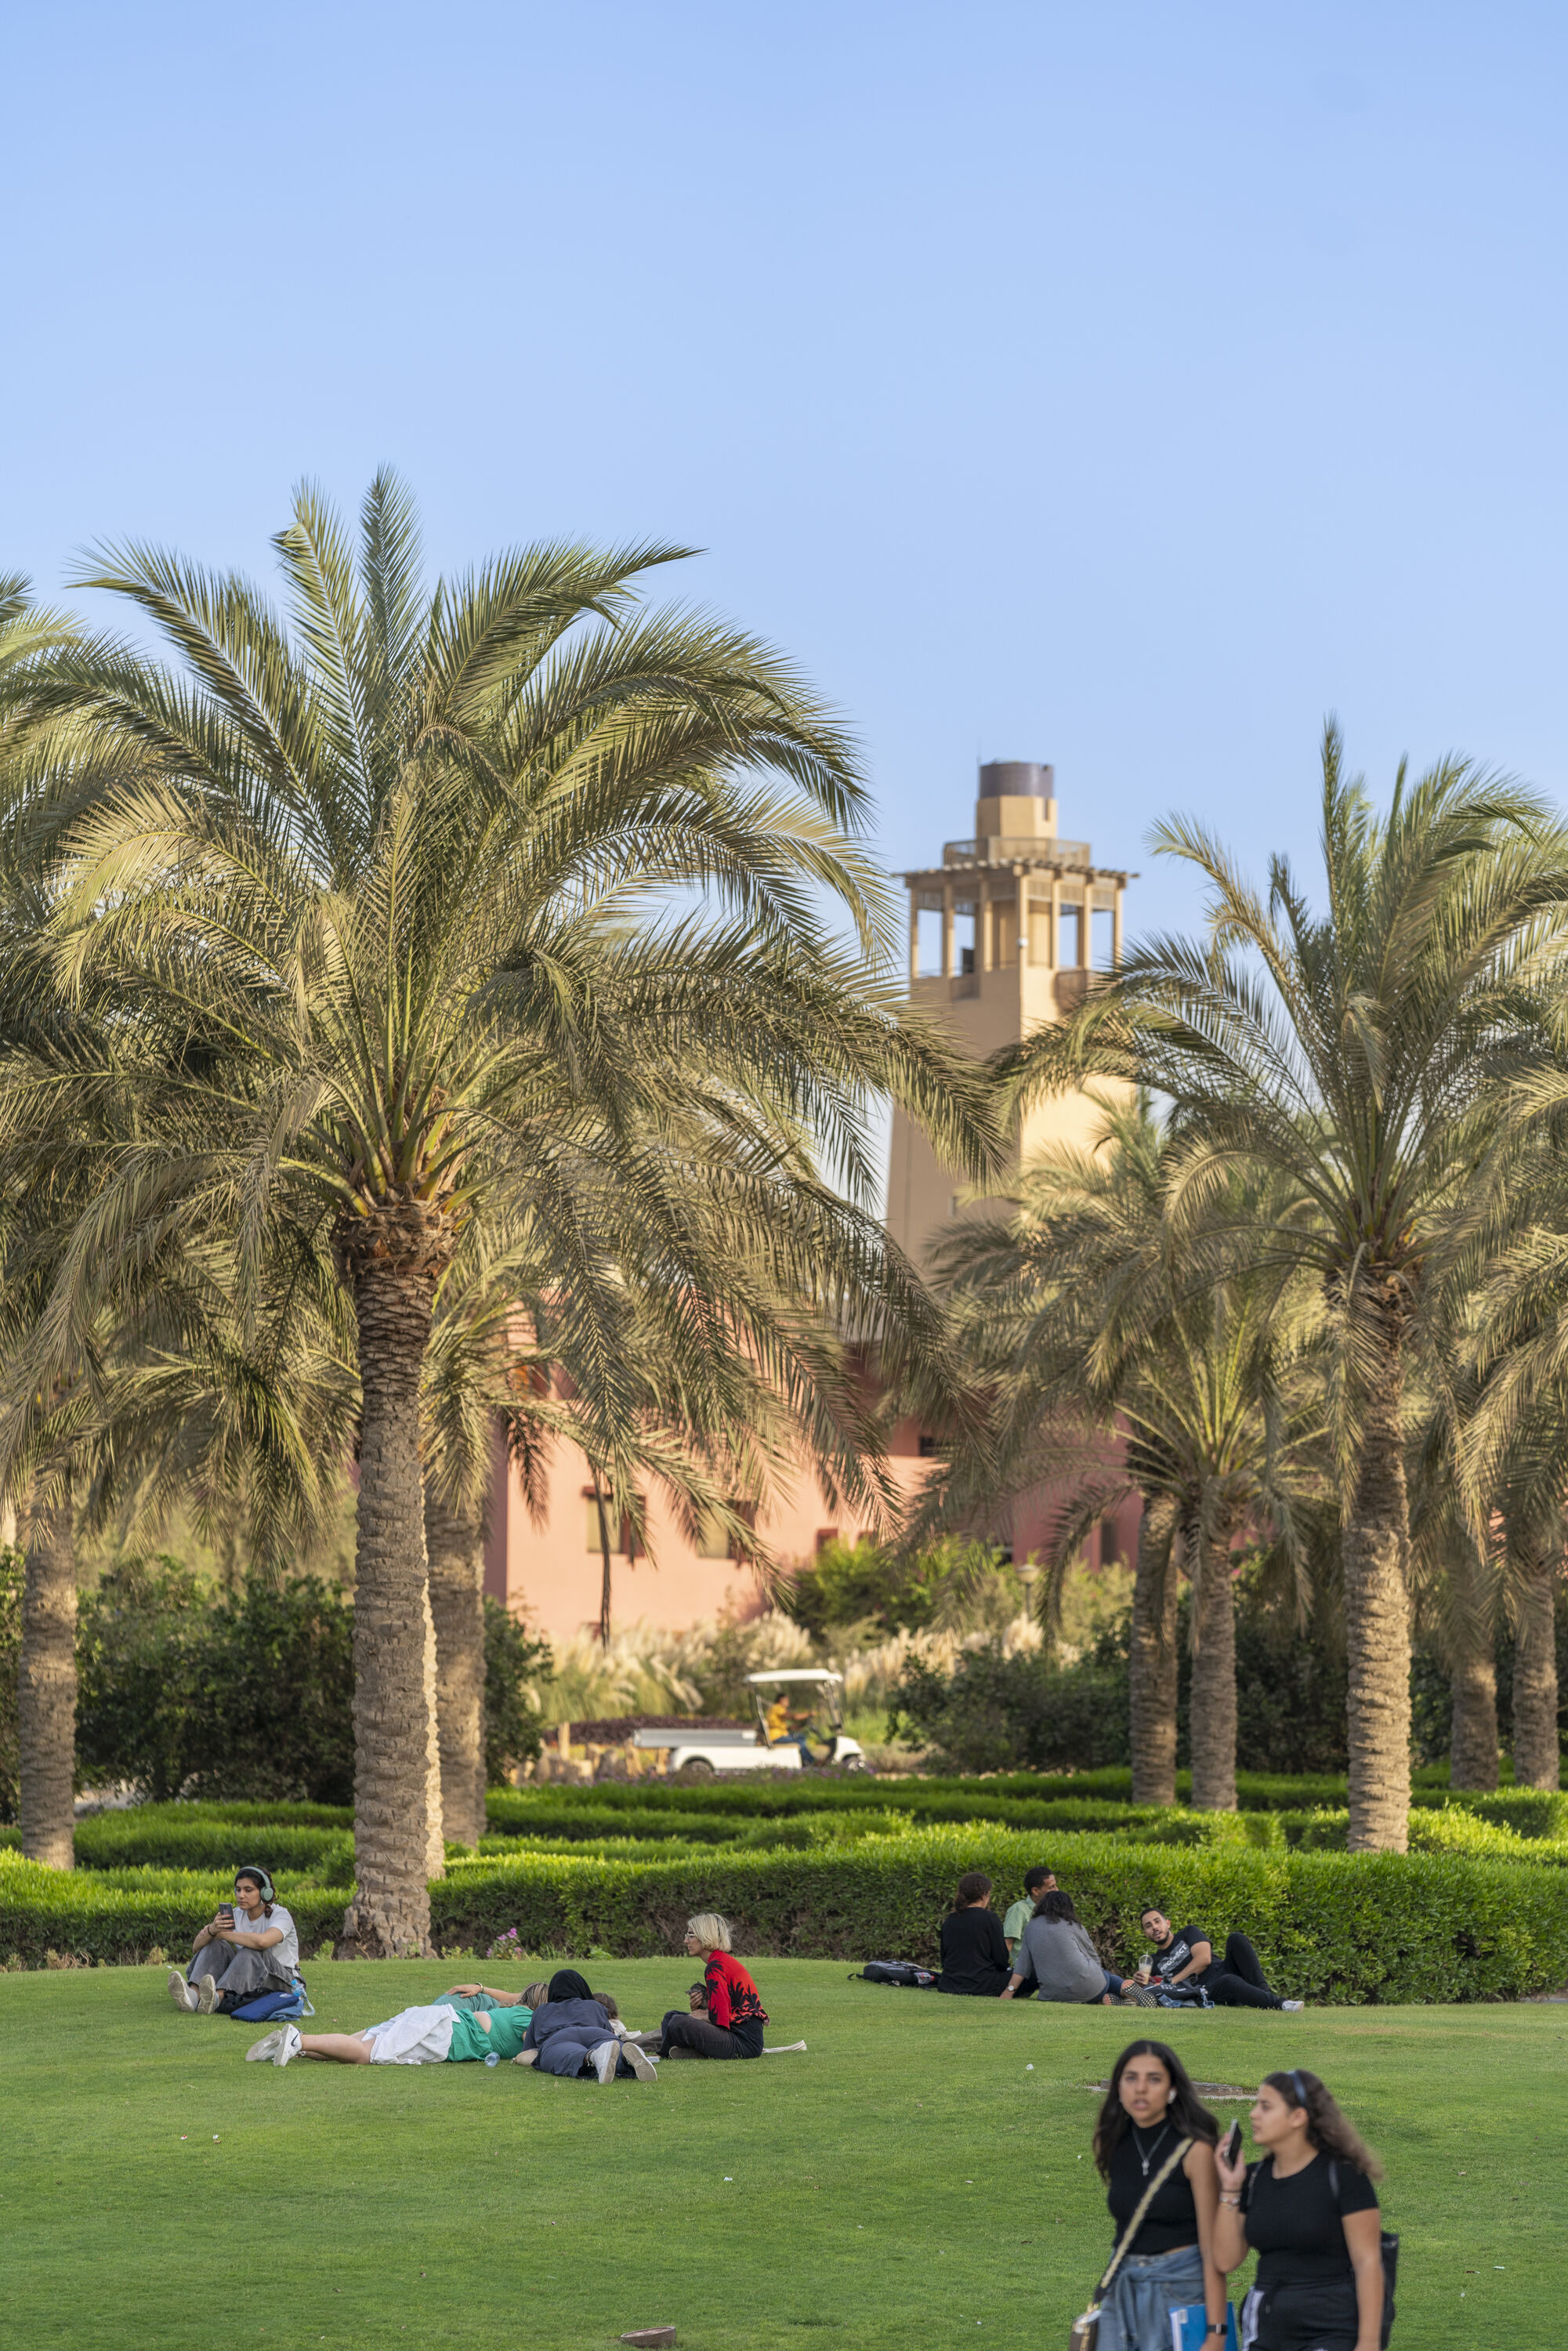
[196,1976,221,2014]
[168,1970,198,2012]
[246,2026,302,2067]
[621,2041,658,2083]
[592,2039,620,2085]
[1281,2000,1305,2012]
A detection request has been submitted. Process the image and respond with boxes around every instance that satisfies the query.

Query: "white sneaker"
[246,2026,302,2067]
[592,2039,620,2085]
[168,1970,198,2012]
[1282,2000,1305,2012]
[196,1976,221,2013]
[621,2041,659,2083]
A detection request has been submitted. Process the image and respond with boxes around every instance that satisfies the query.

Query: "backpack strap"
[1095,2138,1193,2298]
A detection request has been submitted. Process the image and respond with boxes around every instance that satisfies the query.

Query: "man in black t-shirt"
[1136,1907,1305,2010]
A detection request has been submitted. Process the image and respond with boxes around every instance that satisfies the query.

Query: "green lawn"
[2,1961,1563,2349]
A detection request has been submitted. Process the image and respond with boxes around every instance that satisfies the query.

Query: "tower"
[885,761,1135,1261]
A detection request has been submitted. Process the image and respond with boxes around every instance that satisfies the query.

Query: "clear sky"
[5,1,1568,947]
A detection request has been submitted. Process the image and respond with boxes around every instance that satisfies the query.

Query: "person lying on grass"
[171,1867,297,2014]
[249,1969,657,2080]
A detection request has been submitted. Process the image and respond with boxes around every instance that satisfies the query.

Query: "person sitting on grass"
[936,1871,1012,1997]
[1001,1888,1125,2005]
[1135,1908,1305,2012]
[648,1914,769,2058]
[513,1969,658,2081]
[170,1867,297,2015]
[1003,1864,1057,1962]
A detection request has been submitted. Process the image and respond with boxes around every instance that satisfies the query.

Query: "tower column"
[941,882,954,978]
[1113,882,1124,968]
[1049,872,1063,972]
[908,885,920,986]
[978,874,993,973]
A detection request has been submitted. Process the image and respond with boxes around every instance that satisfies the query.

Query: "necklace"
[1130,2121,1170,2179]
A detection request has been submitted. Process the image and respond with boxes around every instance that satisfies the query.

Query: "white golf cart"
[630,1670,867,1779]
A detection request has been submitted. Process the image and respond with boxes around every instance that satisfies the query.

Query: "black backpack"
[851,1959,937,1989]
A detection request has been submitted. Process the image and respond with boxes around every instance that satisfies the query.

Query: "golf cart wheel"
[843,1754,869,1772]
[676,1758,716,1781]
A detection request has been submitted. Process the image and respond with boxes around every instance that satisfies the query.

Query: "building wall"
[886,957,1132,1264]
[483,1417,932,1643]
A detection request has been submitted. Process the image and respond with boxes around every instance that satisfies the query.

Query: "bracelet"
[1219,2193,1242,2206]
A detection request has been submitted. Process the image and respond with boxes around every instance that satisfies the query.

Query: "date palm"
[925,1094,1317,1808]
[17,475,993,1950]
[1010,728,1568,1847]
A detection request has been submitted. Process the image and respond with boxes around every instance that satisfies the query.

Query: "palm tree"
[925,1096,1317,1809]
[1011,729,1568,1848]
[16,475,993,1951]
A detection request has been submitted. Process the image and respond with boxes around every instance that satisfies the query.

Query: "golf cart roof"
[744,1670,844,1686]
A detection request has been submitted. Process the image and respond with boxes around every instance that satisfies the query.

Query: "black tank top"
[1106,2127,1198,2255]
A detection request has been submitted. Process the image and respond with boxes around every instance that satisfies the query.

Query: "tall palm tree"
[1010,729,1568,1848]
[16,475,993,1951]
[925,1096,1318,1809]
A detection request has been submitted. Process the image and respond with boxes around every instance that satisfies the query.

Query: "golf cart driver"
[745,1670,866,1769]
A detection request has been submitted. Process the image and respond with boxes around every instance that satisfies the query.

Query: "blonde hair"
[685,1911,733,1953]
[522,1980,549,2008]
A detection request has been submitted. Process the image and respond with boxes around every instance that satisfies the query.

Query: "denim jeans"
[1096,2241,1206,2351]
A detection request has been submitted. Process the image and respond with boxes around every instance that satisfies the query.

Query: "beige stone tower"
[885,761,1135,1262]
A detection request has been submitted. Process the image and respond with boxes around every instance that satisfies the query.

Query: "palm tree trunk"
[19,1487,76,1867]
[1447,1542,1498,1792]
[425,1483,489,1849]
[339,1241,442,1958]
[1188,1513,1239,1813]
[1129,1496,1179,1803]
[1343,1339,1412,1852]
[1513,1546,1562,1791]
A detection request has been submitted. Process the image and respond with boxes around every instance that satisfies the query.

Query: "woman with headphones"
[170,1865,299,2015]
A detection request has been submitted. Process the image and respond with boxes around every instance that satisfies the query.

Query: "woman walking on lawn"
[1214,2069,1385,2351]
[1090,2039,1227,2351]
[653,1914,769,2058]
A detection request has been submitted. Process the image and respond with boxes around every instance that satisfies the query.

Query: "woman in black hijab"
[517,1971,657,2083]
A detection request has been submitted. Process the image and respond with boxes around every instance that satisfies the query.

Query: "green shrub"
[77,1561,357,1804]
[889,1636,1132,1773]
[425,1830,1568,2003]
[482,1600,551,1783]
[780,1537,1010,1640]
[6,1828,1566,1998]
[0,1853,345,1967]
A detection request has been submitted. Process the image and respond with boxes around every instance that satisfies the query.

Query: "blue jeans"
[1097,2242,1206,2351]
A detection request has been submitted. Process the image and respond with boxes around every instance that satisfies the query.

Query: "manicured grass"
[2,1961,1563,2349]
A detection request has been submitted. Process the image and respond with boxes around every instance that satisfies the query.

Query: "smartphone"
[219,1904,234,1925]
[1223,2121,1243,2166]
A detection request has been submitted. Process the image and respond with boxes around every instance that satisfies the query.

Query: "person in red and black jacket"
[656,1914,769,2059]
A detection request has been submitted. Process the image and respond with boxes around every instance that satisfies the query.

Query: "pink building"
[483,763,1142,1641]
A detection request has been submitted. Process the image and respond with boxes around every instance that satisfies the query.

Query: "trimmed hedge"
[8,1828,1566,2001]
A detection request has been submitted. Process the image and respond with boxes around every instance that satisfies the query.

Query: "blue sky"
[5,1,1568,948]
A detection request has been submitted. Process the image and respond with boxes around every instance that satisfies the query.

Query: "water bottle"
[485,2051,499,2067]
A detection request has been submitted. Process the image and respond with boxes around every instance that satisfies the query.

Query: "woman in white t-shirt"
[171,1866,299,2015]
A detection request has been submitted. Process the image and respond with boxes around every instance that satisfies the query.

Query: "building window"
[1099,1516,1124,1568]
[815,1527,839,1554]
[918,1433,938,1458]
